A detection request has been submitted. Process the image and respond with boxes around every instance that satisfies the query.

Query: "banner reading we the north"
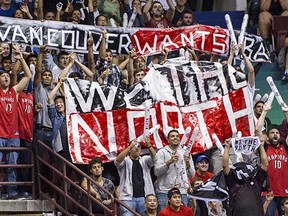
[64,61,255,163]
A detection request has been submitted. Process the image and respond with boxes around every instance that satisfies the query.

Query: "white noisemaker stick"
[212,133,224,155]
[136,125,160,143]
[266,76,287,107]
[225,14,238,55]
[184,127,199,156]
[180,127,191,148]
[238,14,249,45]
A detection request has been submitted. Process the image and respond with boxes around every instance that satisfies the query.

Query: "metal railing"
[36,140,141,216]
[0,146,35,199]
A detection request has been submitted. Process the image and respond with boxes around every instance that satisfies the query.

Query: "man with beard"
[80,157,115,215]
[256,102,288,216]
[143,0,175,28]
[180,9,196,26]
[154,129,195,210]
[172,0,194,27]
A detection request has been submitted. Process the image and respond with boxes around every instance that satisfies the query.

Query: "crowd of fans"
[0,0,288,216]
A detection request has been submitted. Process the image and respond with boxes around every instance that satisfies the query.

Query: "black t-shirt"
[132,159,145,197]
[225,166,267,216]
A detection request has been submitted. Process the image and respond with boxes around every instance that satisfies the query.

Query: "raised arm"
[222,138,231,175]
[115,139,138,164]
[260,0,272,11]
[259,140,268,172]
[143,0,152,23]
[58,53,77,80]
[165,0,175,22]
[99,30,107,60]
[256,102,271,137]
[38,0,44,20]
[74,58,94,81]
[48,79,63,105]
[13,50,32,94]
[227,42,236,65]
[34,45,47,88]
[239,43,255,88]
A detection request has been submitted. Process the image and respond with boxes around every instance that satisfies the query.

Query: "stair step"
[0,200,54,212]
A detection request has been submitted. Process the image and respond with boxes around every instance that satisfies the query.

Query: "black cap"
[167,187,181,199]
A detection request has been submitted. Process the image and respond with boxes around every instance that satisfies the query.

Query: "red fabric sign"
[131,25,229,56]
[68,88,252,163]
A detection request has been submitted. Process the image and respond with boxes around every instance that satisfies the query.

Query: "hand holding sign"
[231,136,260,155]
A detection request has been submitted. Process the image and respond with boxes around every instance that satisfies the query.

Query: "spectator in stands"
[282,32,288,80]
[83,0,100,24]
[142,194,158,216]
[143,0,175,28]
[43,49,78,82]
[0,47,31,199]
[0,43,11,64]
[94,14,108,26]
[92,30,129,87]
[258,103,288,216]
[258,0,288,43]
[114,137,156,216]
[81,157,115,215]
[1,57,12,73]
[190,154,213,183]
[123,0,145,27]
[186,0,214,11]
[172,0,192,27]
[282,197,288,216]
[13,53,34,197]
[254,100,271,132]
[158,187,194,216]
[44,11,56,20]
[154,129,195,210]
[17,3,34,19]
[0,0,17,17]
[179,9,196,26]
[207,201,226,216]
[189,178,209,216]
[222,137,268,216]
[97,0,122,26]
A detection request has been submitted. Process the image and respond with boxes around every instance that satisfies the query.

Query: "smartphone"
[56,2,63,9]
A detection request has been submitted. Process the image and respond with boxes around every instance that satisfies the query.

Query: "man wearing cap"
[158,187,194,216]
[190,154,213,184]
[256,102,288,216]
[0,48,32,199]
[154,129,195,210]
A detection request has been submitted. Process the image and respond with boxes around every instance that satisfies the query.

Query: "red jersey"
[18,91,34,142]
[267,144,288,196]
[190,171,214,183]
[0,88,19,138]
[159,205,194,216]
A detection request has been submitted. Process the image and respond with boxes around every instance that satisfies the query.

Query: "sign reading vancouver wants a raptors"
[64,61,255,163]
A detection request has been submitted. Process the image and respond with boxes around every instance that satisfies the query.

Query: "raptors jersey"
[0,88,19,138]
[267,144,288,196]
[18,91,34,142]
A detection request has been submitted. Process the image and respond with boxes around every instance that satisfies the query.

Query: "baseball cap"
[267,124,280,133]
[167,187,181,199]
[195,155,209,163]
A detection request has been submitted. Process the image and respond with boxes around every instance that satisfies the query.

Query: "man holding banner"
[222,137,268,216]
[154,129,195,210]
[114,138,156,216]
